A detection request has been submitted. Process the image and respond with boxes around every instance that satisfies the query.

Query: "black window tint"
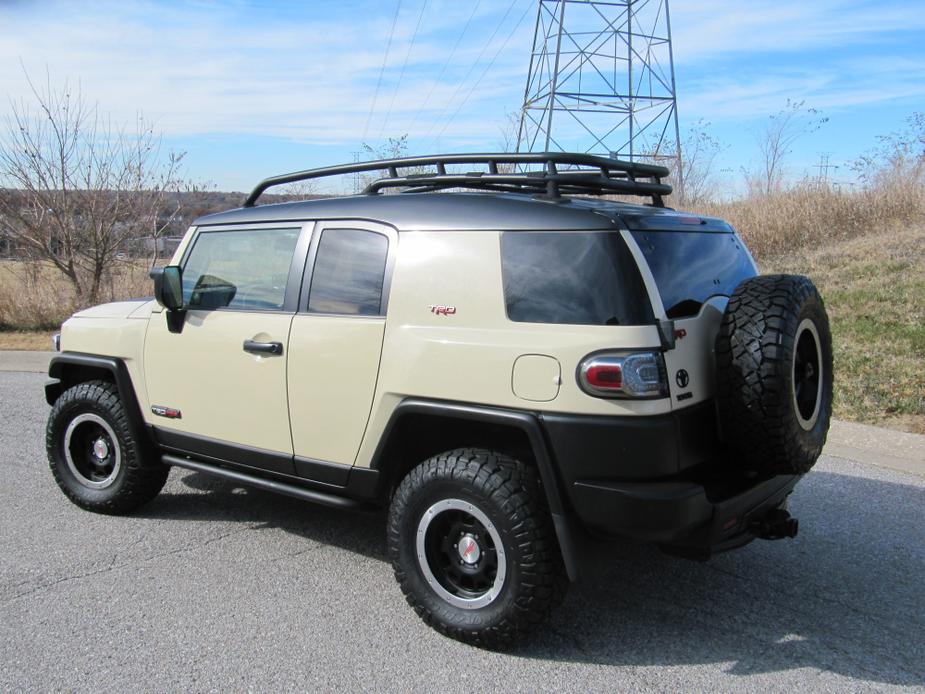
[181,227,300,310]
[308,229,389,316]
[501,232,653,326]
[630,231,756,319]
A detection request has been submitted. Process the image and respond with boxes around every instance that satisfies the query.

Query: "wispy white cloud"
[0,0,921,188]
[680,55,925,122]
[671,0,925,62]
[0,0,533,146]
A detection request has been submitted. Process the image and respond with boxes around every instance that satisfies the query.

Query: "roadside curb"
[825,420,924,479]
[2,349,922,477]
[0,350,54,374]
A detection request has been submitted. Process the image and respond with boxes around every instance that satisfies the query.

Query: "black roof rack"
[242,152,672,208]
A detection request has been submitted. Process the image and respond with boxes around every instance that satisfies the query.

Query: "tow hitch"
[751,508,799,540]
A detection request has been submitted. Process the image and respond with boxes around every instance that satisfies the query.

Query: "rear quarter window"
[630,230,756,318]
[500,231,654,326]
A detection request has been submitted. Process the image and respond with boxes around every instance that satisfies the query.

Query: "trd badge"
[429,305,457,316]
[151,405,182,419]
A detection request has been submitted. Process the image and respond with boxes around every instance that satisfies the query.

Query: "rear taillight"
[578,352,667,399]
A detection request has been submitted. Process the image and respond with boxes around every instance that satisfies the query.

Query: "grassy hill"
[762,223,924,433]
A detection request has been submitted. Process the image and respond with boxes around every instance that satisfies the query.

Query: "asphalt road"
[1,370,923,692]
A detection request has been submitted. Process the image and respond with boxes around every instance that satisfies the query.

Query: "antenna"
[517,0,683,193]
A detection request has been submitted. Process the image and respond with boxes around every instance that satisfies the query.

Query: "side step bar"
[162,454,363,510]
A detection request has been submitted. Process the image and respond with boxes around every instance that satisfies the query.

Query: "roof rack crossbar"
[243,152,671,208]
[365,172,670,197]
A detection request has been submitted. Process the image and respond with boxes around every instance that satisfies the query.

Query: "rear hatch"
[629,227,757,409]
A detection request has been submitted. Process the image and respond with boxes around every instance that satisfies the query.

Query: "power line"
[362,0,403,142]
[379,0,429,140]
[405,0,483,136]
[429,0,533,148]
[421,0,522,143]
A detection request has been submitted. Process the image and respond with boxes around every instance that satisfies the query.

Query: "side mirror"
[150,265,184,310]
[150,265,186,333]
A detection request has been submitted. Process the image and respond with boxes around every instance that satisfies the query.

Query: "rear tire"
[387,448,567,649]
[46,380,168,514]
[715,274,833,476]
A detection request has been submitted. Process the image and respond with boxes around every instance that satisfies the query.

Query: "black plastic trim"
[163,454,363,510]
[370,398,566,515]
[346,467,380,499]
[154,427,380,500]
[154,428,296,476]
[572,473,800,551]
[294,456,351,486]
[540,400,720,483]
[46,353,151,446]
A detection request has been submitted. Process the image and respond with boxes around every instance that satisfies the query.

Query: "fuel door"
[512,354,561,402]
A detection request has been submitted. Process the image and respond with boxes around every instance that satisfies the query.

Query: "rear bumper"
[571,473,800,553]
[540,402,803,557]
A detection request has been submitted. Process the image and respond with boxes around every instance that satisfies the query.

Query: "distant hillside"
[0,188,332,258]
[169,190,332,230]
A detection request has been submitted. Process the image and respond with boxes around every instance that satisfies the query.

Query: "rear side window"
[182,227,300,310]
[501,232,654,326]
[307,228,389,316]
[631,231,756,318]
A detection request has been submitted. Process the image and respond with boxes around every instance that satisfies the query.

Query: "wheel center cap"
[457,534,481,565]
[92,438,110,460]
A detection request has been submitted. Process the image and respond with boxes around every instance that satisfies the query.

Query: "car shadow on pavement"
[138,470,390,562]
[138,469,923,686]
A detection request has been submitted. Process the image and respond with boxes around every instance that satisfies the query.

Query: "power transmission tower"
[814,152,838,184]
[516,0,683,188]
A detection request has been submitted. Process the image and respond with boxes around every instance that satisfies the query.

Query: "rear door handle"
[243,339,283,356]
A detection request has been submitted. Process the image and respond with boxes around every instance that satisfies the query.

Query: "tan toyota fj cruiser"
[45,153,832,648]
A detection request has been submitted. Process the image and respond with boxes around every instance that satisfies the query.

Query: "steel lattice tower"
[517,0,682,173]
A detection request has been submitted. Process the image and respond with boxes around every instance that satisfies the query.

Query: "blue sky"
[1,0,923,193]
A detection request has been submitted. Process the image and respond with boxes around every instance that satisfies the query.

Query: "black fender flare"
[45,352,151,447]
[369,398,587,580]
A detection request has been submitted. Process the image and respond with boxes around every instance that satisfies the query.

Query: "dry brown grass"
[694,179,925,259]
[0,330,56,350]
[0,259,150,331]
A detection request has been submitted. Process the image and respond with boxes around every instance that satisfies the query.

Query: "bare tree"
[363,134,412,161]
[750,100,828,195]
[360,135,432,192]
[852,111,925,185]
[274,179,319,201]
[0,73,187,306]
[663,119,724,207]
[493,110,523,173]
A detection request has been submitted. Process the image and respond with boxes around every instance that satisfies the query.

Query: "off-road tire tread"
[46,380,168,514]
[388,448,567,649]
[715,274,832,475]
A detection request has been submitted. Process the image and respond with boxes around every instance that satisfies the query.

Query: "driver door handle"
[243,339,283,356]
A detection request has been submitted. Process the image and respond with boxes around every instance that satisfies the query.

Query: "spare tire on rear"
[715,274,833,476]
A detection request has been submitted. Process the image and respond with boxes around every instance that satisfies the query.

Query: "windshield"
[631,230,756,319]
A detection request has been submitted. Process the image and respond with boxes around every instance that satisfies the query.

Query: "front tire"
[387,448,567,649]
[46,380,168,514]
